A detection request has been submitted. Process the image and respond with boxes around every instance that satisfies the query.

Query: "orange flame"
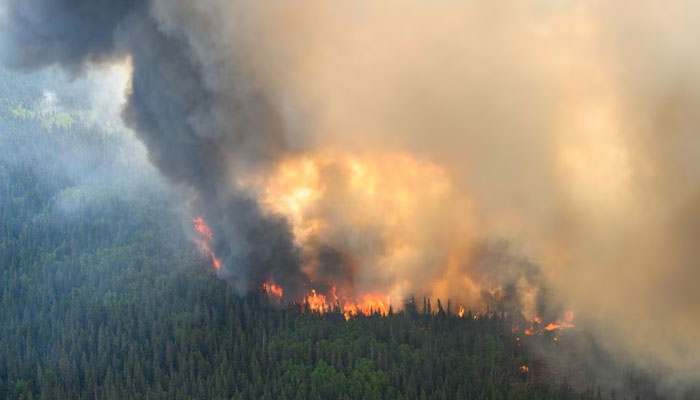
[544,310,575,331]
[193,217,213,239]
[342,294,391,319]
[544,322,575,331]
[306,289,329,314]
[192,217,221,270]
[342,303,357,321]
[299,288,391,320]
[523,310,575,335]
[263,282,284,300]
[520,365,529,373]
[458,306,465,318]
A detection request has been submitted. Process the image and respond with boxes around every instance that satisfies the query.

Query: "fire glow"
[307,287,391,320]
[523,311,575,336]
[342,293,391,320]
[195,211,574,327]
[193,215,394,320]
[263,282,284,301]
[241,149,477,313]
[192,217,221,270]
[194,150,565,325]
[262,283,392,320]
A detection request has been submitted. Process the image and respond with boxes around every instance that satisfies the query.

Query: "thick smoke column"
[119,10,309,297]
[0,0,309,297]
[0,0,135,70]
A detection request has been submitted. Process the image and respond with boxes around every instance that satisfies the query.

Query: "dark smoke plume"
[0,0,136,71]
[0,0,309,296]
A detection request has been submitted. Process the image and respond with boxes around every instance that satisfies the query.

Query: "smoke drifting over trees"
[3,0,700,392]
[1,0,312,297]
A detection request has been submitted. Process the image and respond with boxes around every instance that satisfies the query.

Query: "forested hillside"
[0,67,673,400]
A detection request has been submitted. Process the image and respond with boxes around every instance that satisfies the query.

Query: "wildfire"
[522,311,575,336]
[204,148,558,323]
[192,217,221,270]
[520,365,529,373]
[544,321,574,331]
[193,217,213,239]
[342,293,391,320]
[238,148,475,308]
[263,282,284,301]
[342,303,357,321]
[302,288,391,320]
[306,289,330,314]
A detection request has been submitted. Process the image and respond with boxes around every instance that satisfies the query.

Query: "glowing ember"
[192,217,221,270]
[263,282,284,300]
[458,306,465,318]
[520,365,529,373]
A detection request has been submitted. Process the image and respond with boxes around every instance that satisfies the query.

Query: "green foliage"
[0,149,603,398]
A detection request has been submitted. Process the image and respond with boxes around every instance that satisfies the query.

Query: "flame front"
[342,293,391,320]
[291,286,392,320]
[192,217,221,270]
[306,289,329,314]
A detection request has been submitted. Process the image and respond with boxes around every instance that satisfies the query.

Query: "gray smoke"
[0,0,136,71]
[0,0,310,296]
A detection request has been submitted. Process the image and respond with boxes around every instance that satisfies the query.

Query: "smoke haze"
[2,0,699,392]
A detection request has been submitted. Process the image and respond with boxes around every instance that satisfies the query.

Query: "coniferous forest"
[0,68,694,400]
